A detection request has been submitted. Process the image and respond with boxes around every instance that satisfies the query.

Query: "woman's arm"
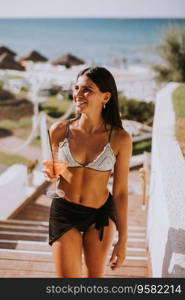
[42,120,69,181]
[110,129,132,270]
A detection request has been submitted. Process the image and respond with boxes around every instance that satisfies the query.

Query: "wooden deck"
[0,170,149,278]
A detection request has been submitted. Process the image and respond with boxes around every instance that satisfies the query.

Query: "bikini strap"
[65,119,71,138]
[108,126,113,143]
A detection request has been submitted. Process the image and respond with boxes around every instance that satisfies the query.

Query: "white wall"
[0,164,27,220]
[147,82,185,278]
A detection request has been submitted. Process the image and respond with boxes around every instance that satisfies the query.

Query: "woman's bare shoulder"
[49,119,70,145]
[113,127,132,150]
[49,119,68,134]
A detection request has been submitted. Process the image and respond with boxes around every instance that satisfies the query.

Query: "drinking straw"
[47,129,55,175]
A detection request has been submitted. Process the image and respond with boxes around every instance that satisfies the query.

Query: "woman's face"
[73,75,110,114]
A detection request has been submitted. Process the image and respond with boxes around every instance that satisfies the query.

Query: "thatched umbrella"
[52,53,85,68]
[0,46,17,57]
[19,50,48,63]
[0,86,34,120]
[0,87,15,101]
[0,53,25,71]
[0,98,34,120]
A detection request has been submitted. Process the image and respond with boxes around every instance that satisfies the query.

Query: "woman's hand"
[42,160,59,182]
[109,241,127,270]
[42,160,72,183]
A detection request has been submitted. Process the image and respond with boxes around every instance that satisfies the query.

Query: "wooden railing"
[138,151,150,210]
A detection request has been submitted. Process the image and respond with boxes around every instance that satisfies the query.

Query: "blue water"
[0,18,185,66]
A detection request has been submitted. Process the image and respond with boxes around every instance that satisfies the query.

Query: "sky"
[0,0,185,18]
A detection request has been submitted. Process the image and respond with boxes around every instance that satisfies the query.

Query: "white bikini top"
[58,120,116,172]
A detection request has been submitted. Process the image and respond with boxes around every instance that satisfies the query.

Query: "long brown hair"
[73,66,123,129]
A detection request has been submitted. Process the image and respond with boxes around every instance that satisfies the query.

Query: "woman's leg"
[82,219,116,278]
[51,228,83,278]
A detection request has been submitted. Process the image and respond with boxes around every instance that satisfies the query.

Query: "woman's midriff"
[56,167,112,208]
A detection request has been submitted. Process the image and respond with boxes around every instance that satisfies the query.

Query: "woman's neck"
[77,114,105,134]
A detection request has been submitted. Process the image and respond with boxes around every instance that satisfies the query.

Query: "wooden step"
[104,267,148,278]
[0,269,55,278]
[0,250,51,261]
[0,224,145,236]
[0,235,145,248]
[0,248,147,262]
[2,219,146,226]
[0,232,48,242]
[0,241,148,262]
[0,225,48,234]
[0,259,55,272]
[0,250,147,265]
[0,220,146,231]
[0,240,50,251]
[0,219,49,226]
[0,255,147,272]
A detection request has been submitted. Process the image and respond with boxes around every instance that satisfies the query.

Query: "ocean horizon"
[0,18,185,67]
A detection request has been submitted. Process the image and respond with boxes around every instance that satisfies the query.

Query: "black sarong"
[49,192,117,246]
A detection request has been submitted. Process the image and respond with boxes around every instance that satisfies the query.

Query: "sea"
[0,18,185,67]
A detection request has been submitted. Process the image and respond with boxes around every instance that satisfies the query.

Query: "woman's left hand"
[109,241,127,270]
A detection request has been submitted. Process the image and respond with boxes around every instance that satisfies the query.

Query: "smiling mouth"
[76,101,87,106]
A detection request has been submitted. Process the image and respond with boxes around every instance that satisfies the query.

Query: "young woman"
[42,66,132,278]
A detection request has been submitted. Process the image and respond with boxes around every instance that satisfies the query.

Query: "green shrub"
[132,139,152,155]
[48,85,62,96]
[0,116,32,130]
[119,96,155,122]
[0,151,32,167]
[172,84,185,118]
[39,97,72,118]
[152,25,185,83]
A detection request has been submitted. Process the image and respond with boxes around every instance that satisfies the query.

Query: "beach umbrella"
[0,97,34,120]
[52,53,85,68]
[19,50,48,63]
[0,46,17,57]
[0,53,25,71]
[0,87,15,101]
